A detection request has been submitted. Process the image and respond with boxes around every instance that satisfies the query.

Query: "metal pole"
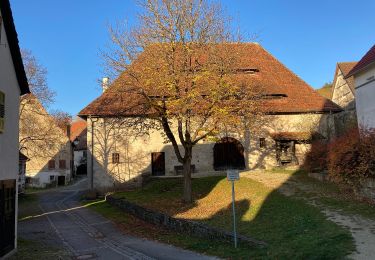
[231,180,237,248]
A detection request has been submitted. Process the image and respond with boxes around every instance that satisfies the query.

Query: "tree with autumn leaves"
[104,0,262,202]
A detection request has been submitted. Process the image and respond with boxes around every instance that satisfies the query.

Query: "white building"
[346,45,375,130]
[0,0,30,257]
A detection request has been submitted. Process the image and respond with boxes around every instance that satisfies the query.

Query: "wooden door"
[151,152,165,176]
[57,176,65,186]
[0,180,16,257]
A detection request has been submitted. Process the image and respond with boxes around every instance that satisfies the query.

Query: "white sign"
[227,169,240,181]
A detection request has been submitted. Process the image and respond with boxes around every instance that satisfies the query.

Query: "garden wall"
[106,195,266,247]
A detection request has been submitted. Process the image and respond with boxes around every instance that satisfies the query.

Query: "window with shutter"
[48,160,55,169]
[59,160,66,169]
[0,91,4,133]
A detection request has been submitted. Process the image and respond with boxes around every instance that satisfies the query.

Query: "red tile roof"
[79,43,341,117]
[346,44,375,78]
[70,119,87,150]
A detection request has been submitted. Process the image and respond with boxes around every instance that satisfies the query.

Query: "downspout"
[90,116,98,190]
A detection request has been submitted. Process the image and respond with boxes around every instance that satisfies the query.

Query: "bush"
[327,128,375,189]
[303,141,328,172]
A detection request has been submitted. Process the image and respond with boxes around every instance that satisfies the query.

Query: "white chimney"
[102,77,110,92]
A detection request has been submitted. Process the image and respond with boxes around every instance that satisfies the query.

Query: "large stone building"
[19,94,72,188]
[79,43,341,190]
[346,44,375,130]
[0,0,30,257]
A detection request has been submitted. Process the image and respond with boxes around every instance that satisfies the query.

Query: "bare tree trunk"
[182,147,193,203]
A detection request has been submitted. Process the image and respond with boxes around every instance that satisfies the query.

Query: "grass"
[89,176,355,259]
[9,239,70,260]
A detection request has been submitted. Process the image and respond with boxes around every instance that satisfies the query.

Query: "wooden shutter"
[0,91,4,133]
[59,160,66,169]
[48,160,55,169]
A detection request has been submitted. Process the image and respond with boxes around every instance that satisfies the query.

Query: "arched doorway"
[213,137,245,170]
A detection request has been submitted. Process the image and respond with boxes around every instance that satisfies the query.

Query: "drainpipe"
[90,116,98,190]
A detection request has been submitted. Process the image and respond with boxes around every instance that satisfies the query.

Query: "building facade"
[20,95,72,188]
[330,62,358,135]
[0,0,30,257]
[347,45,375,130]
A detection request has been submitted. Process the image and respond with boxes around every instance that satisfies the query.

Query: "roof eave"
[0,0,30,95]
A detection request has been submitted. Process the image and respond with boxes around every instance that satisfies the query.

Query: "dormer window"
[236,68,259,74]
[261,94,288,99]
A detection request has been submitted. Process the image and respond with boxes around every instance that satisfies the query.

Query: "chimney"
[102,77,110,92]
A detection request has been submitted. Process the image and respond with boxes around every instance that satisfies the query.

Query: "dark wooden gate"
[0,179,16,257]
[151,152,165,176]
[214,137,245,170]
[57,176,66,186]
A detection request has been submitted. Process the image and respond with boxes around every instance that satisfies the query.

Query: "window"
[48,160,55,169]
[59,160,66,169]
[0,91,5,133]
[259,138,266,148]
[50,175,55,181]
[112,153,120,164]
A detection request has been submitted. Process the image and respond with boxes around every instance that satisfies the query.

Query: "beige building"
[79,43,341,190]
[330,62,358,135]
[331,62,357,110]
[0,0,30,257]
[19,94,72,188]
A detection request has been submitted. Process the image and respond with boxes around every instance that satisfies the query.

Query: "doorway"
[213,137,245,170]
[0,180,16,257]
[151,152,165,176]
[57,176,66,186]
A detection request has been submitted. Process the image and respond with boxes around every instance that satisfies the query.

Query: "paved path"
[19,178,216,260]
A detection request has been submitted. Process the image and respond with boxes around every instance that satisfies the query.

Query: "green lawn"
[88,176,355,259]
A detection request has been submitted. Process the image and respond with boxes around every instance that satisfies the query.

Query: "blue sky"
[10,0,375,115]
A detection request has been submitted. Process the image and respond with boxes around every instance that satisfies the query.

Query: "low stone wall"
[106,195,267,247]
[359,178,375,201]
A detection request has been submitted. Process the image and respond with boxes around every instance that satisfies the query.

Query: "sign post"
[227,169,239,248]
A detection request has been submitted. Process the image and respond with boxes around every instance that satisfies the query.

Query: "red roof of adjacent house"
[346,44,375,78]
[70,120,86,141]
[70,119,87,150]
[79,43,341,117]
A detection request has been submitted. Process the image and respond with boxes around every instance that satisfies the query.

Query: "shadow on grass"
[109,173,355,259]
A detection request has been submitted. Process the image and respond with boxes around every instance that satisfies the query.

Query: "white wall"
[354,64,375,129]
[0,16,21,181]
[0,10,22,257]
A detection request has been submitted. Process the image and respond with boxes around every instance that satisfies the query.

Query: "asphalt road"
[18,178,216,260]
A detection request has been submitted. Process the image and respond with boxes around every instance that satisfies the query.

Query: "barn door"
[151,152,165,176]
[214,137,245,170]
[0,180,16,257]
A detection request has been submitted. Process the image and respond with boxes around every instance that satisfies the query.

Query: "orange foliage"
[304,128,375,188]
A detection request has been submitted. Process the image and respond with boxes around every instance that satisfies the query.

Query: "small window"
[0,91,5,133]
[259,138,266,148]
[50,175,55,181]
[48,160,55,169]
[112,153,120,164]
[59,160,66,169]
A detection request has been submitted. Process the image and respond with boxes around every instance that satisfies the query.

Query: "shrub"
[327,128,375,189]
[303,141,328,172]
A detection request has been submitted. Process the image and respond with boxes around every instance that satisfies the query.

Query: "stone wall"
[332,68,355,110]
[106,195,267,247]
[87,113,334,190]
